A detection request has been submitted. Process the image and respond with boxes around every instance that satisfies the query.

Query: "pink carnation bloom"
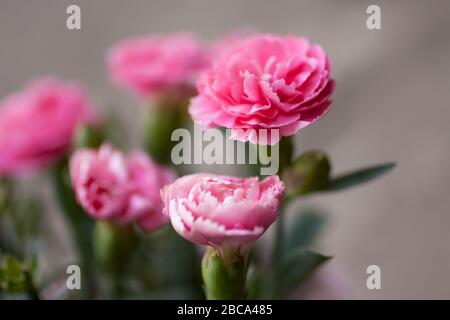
[190,34,335,145]
[162,174,285,252]
[70,144,176,232]
[108,32,209,98]
[0,77,97,176]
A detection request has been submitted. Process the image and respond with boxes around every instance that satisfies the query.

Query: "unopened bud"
[283,150,330,196]
[74,123,104,149]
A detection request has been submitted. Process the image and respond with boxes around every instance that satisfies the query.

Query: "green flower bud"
[142,97,189,165]
[201,247,247,300]
[73,123,104,149]
[283,150,331,196]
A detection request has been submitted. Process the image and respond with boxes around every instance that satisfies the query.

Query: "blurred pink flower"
[127,151,176,231]
[162,174,285,252]
[70,144,175,232]
[189,34,335,145]
[0,77,97,176]
[108,32,209,98]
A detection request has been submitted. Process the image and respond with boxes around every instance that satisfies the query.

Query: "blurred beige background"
[1,0,450,299]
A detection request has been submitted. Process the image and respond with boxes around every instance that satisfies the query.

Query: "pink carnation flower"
[108,32,209,98]
[0,77,97,176]
[189,34,335,145]
[70,144,176,232]
[161,174,285,252]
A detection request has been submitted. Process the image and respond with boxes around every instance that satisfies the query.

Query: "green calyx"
[283,150,331,196]
[201,247,247,300]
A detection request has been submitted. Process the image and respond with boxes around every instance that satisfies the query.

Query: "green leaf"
[284,208,327,254]
[326,162,396,192]
[276,250,331,298]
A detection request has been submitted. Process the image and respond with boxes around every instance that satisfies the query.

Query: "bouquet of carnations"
[0,32,394,300]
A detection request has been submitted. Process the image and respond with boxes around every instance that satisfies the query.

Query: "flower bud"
[201,247,247,300]
[73,123,104,149]
[283,151,331,196]
[142,98,189,164]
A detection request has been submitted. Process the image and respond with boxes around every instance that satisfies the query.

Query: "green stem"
[0,178,12,212]
[50,161,97,298]
[24,270,40,300]
[272,137,293,261]
[271,136,293,298]
[272,200,288,271]
[94,221,139,299]
[141,97,203,298]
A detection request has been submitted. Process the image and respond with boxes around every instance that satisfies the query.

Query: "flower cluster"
[0,30,375,302]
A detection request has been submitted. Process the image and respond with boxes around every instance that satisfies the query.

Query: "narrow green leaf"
[326,162,396,191]
[277,250,331,298]
[284,208,327,254]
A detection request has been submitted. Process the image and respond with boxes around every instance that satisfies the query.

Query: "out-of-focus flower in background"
[107,32,209,99]
[189,34,335,145]
[162,173,285,254]
[126,150,176,232]
[70,144,175,232]
[0,77,97,176]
